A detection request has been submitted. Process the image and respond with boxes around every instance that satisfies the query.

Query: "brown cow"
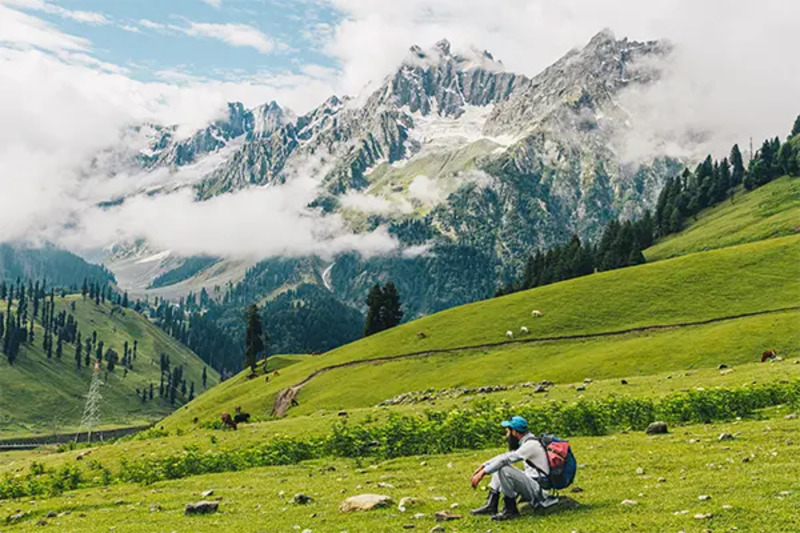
[221,412,237,430]
[761,349,777,362]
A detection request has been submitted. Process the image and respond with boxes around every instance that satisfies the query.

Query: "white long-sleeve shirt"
[483,433,550,479]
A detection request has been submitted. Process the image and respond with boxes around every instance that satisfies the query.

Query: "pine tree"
[75,338,83,370]
[379,282,403,331]
[202,366,208,388]
[791,114,800,139]
[189,382,195,401]
[56,335,63,360]
[81,278,88,300]
[244,304,264,374]
[363,284,384,337]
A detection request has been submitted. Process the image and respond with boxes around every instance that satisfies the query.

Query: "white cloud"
[202,0,222,7]
[0,0,108,25]
[183,22,279,54]
[339,191,412,215]
[120,24,140,33]
[0,4,89,52]
[138,18,165,30]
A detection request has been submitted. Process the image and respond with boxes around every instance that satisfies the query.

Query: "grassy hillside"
[0,295,219,436]
[646,176,800,261]
[167,234,799,426]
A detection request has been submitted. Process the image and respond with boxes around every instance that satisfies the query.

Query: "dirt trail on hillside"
[271,306,800,416]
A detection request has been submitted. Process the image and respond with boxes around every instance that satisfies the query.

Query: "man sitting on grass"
[470,416,553,521]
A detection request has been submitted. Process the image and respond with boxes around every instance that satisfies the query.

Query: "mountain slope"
[0,295,219,436]
[104,31,681,330]
[0,245,114,287]
[646,175,800,261]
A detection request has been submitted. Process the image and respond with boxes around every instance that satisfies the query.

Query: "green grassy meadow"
[0,177,798,531]
[0,296,218,436]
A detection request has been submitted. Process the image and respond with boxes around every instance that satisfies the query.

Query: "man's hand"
[470,466,486,489]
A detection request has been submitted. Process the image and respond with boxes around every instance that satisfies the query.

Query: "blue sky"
[6,0,342,83]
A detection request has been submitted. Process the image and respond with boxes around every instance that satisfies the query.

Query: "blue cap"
[501,416,529,432]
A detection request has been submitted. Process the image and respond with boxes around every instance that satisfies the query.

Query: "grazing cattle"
[417,331,427,339]
[761,349,777,362]
[311,351,321,356]
[531,310,543,318]
[506,330,514,339]
[272,370,280,377]
[220,412,237,430]
[520,326,529,335]
[233,406,251,424]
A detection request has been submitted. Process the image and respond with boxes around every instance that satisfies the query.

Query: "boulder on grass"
[646,421,668,435]
[339,494,393,512]
[184,501,218,515]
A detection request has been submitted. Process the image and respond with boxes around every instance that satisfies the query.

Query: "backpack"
[527,434,577,490]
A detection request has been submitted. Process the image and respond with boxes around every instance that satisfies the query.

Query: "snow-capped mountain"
[102,30,683,319]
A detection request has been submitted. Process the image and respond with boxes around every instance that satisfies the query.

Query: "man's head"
[501,416,529,450]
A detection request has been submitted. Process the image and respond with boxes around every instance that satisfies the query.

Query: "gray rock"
[435,510,462,521]
[718,433,734,441]
[620,499,638,506]
[293,493,314,505]
[339,494,392,512]
[45,511,57,518]
[784,413,797,420]
[201,490,214,497]
[646,421,668,435]
[698,495,712,501]
[184,501,219,515]
[430,526,445,532]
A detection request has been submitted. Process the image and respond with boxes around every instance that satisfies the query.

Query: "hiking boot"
[470,490,500,516]
[491,496,520,521]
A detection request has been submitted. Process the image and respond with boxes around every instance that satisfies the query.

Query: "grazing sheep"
[531,310,543,318]
[506,330,514,339]
[520,326,529,335]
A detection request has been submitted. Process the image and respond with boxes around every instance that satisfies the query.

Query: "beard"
[507,434,520,451]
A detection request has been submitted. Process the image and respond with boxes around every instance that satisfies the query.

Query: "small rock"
[46,511,57,518]
[635,467,645,475]
[412,513,426,519]
[694,513,713,520]
[620,499,638,506]
[718,364,728,369]
[722,504,733,510]
[450,503,459,509]
[184,501,218,515]
[434,510,462,521]
[533,384,548,393]
[36,520,47,526]
[698,495,712,501]
[114,500,125,506]
[570,486,584,493]
[7,512,27,523]
[718,433,734,442]
[720,369,733,375]
[784,413,797,420]
[430,527,445,532]
[402,525,416,530]
[398,497,422,512]
[376,482,394,489]
[339,494,392,512]
[201,490,214,497]
[76,450,91,461]
[575,385,586,392]
[620,379,628,385]
[293,494,314,505]
[779,490,791,496]
[419,461,428,466]
[658,477,667,483]
[338,411,348,417]
[646,421,668,435]
[150,504,162,512]
[742,456,751,463]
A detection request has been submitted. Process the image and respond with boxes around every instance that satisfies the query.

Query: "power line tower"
[80,359,103,442]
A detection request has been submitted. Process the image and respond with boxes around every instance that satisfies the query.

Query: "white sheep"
[505,330,514,339]
[531,310,543,318]
[520,326,529,335]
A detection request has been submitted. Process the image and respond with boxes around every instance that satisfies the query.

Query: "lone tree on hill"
[244,303,264,375]
[364,282,404,337]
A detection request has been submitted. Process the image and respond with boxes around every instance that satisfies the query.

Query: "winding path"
[271,306,800,416]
